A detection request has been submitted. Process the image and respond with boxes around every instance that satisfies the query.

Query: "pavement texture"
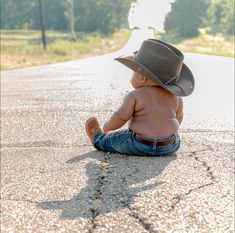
[1,32,234,232]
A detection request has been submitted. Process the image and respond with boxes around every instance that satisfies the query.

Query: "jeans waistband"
[129,128,176,141]
[134,132,176,147]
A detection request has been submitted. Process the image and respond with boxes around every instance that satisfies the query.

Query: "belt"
[134,133,175,146]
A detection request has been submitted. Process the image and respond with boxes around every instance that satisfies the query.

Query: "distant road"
[117,28,155,54]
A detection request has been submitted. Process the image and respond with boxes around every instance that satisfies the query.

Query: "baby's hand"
[103,122,110,135]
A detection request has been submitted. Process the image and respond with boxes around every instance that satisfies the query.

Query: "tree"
[0,0,36,29]
[221,0,234,35]
[0,0,132,34]
[38,0,46,49]
[0,0,67,30]
[207,0,234,36]
[207,0,224,34]
[164,0,210,38]
[64,0,77,40]
[41,0,67,30]
[74,0,132,34]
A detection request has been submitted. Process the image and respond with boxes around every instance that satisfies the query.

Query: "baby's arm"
[103,92,136,134]
[176,97,183,125]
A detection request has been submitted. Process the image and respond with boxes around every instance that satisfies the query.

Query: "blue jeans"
[92,129,180,156]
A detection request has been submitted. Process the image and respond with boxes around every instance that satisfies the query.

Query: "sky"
[128,0,175,30]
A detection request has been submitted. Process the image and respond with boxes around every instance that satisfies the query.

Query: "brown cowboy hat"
[115,39,195,96]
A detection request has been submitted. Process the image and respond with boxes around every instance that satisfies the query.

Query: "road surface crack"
[88,153,156,232]
[120,176,157,233]
[128,207,158,233]
[170,148,217,211]
[88,153,110,233]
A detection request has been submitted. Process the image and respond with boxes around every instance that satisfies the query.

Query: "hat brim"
[115,55,195,97]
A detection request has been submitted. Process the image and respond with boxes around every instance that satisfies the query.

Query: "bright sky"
[128,0,175,29]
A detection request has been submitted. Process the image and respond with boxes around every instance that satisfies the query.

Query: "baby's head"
[131,71,159,89]
[115,39,195,96]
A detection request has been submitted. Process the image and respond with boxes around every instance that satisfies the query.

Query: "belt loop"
[153,138,158,149]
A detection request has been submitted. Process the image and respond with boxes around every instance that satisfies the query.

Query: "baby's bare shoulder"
[131,87,177,100]
[131,87,149,96]
[126,89,146,102]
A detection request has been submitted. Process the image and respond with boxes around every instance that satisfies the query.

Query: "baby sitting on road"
[85,39,195,156]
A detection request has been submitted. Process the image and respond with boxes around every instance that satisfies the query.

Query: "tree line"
[0,0,234,38]
[0,0,132,34]
[164,0,234,38]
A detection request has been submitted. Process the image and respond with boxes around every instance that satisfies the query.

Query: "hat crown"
[114,39,195,96]
[134,40,184,82]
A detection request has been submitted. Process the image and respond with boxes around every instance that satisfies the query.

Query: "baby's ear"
[141,75,148,83]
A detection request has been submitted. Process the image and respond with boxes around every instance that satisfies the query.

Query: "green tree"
[164,0,210,38]
[221,0,234,35]
[74,0,132,34]
[207,0,234,36]
[0,0,67,30]
[64,0,77,40]
[0,0,132,34]
[207,0,224,34]
[38,0,46,49]
[0,0,36,29]
[33,0,67,30]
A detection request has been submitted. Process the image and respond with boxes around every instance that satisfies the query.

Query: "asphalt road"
[1,30,234,232]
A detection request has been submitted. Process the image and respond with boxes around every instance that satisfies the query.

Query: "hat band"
[164,76,179,85]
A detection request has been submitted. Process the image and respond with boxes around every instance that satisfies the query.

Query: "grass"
[0,29,131,71]
[0,28,234,71]
[156,29,234,58]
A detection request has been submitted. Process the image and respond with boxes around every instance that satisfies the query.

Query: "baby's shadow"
[38,151,176,220]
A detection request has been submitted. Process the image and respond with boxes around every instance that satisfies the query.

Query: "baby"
[85,39,194,156]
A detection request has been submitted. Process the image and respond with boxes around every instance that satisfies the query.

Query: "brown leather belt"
[134,133,175,146]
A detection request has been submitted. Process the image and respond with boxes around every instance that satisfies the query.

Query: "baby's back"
[129,86,180,138]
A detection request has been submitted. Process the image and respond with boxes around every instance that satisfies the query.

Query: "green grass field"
[1,29,234,70]
[0,29,131,70]
[157,29,234,58]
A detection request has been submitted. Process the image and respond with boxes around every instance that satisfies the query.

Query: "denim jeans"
[92,129,180,156]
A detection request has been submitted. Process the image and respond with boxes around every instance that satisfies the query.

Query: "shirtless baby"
[85,39,195,156]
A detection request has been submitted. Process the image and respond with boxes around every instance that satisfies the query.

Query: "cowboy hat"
[115,39,195,96]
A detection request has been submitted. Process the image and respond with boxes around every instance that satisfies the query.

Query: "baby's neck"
[142,83,159,87]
